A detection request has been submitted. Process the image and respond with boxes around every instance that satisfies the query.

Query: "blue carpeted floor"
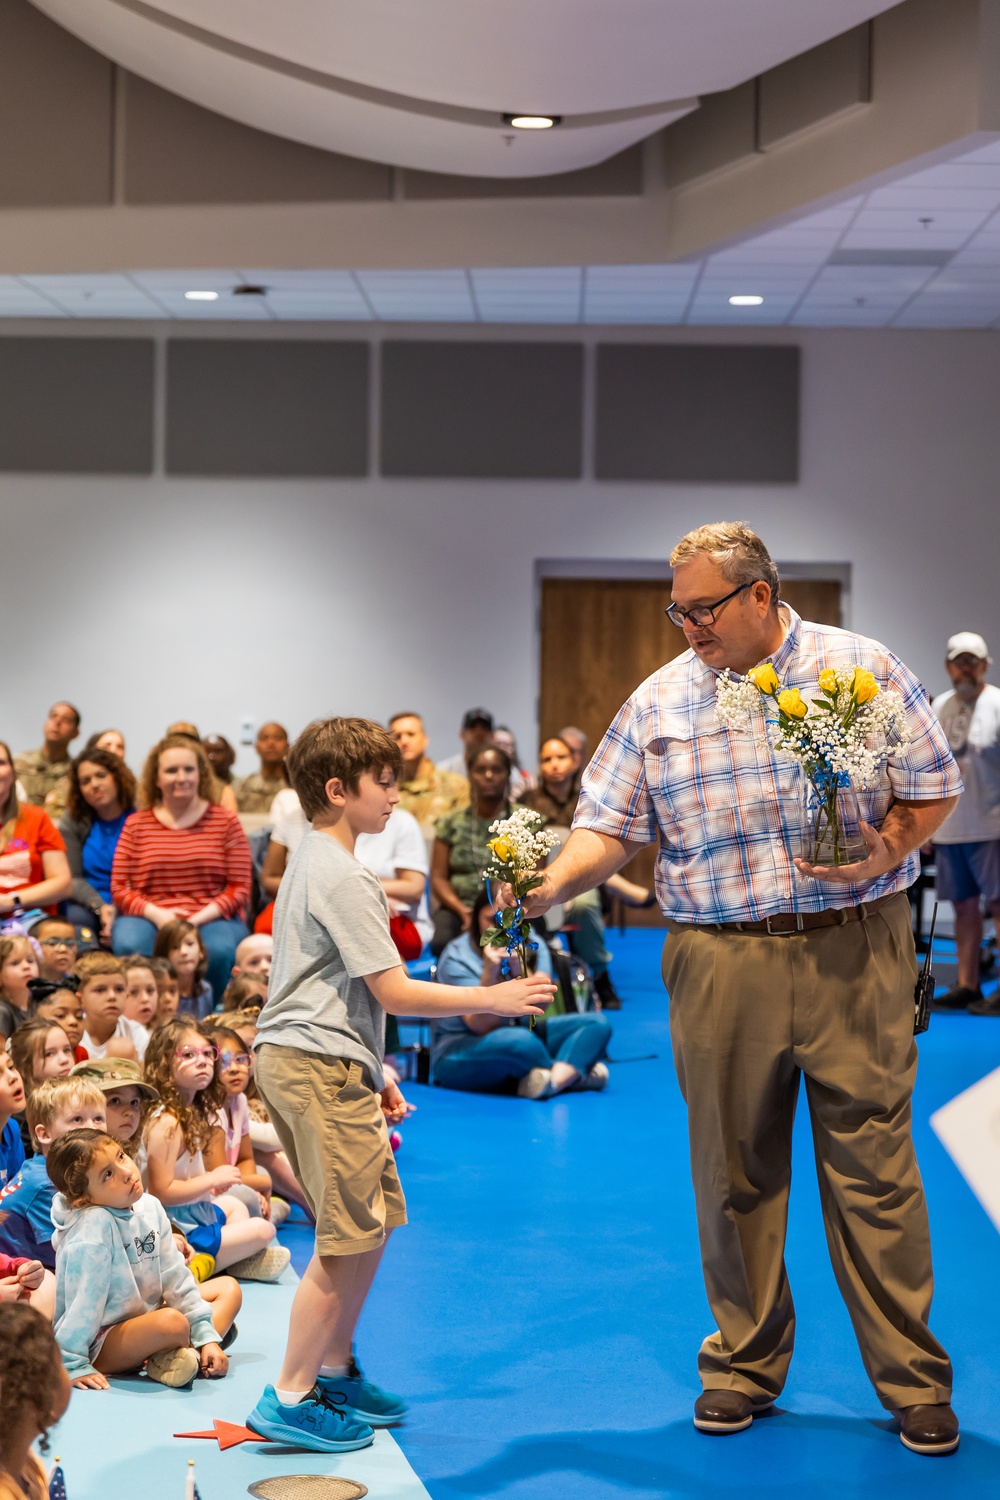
[302,926,1000,1500]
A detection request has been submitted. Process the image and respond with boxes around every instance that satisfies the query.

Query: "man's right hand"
[484,972,556,1017]
[493,876,556,920]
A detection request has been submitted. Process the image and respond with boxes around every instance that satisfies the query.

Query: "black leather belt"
[682,891,898,936]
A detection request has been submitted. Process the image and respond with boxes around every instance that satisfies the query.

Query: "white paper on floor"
[930,1063,1000,1234]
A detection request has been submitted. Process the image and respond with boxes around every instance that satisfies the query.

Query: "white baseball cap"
[946,631,989,661]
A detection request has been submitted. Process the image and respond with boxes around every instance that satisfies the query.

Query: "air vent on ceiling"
[828,249,953,268]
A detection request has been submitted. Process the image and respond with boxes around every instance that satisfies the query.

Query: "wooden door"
[538,575,841,924]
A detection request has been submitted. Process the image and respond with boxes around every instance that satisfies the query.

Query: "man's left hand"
[793,820,895,885]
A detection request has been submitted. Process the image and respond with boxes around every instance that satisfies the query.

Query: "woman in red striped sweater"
[111,735,252,1004]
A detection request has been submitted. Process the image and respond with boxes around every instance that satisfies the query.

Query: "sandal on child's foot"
[146,1346,200,1387]
[228,1245,291,1282]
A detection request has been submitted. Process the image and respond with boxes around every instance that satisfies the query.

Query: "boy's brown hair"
[219,975,263,1013]
[73,951,126,985]
[123,954,157,977]
[47,1127,117,1203]
[25,1076,105,1139]
[289,716,402,820]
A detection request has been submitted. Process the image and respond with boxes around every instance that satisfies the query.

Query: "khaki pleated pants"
[661,892,952,1412]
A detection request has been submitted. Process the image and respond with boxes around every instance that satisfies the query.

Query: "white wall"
[0,324,997,776]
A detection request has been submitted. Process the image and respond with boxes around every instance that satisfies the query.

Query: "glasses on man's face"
[220,1050,251,1069]
[665,581,760,629]
[39,937,77,951]
[174,1045,218,1064]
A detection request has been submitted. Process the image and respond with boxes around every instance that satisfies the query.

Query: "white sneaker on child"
[228,1245,291,1282]
[517,1068,553,1100]
[576,1062,609,1091]
[269,1197,291,1226]
[146,1346,200,1387]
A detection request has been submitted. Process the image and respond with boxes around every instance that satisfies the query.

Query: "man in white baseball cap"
[932,632,1000,1014]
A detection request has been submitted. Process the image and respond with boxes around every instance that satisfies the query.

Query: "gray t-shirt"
[255,830,401,1089]
[932,683,1000,844]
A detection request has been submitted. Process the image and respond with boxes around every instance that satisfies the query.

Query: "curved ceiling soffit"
[30,0,699,176]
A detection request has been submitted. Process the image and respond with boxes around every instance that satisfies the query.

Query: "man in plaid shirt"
[512,523,962,1456]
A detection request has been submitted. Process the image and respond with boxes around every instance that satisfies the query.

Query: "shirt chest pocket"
[647,725,798,846]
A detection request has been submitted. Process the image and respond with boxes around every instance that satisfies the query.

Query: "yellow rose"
[818,668,839,693]
[851,668,879,704]
[489,837,512,862]
[777,688,808,719]
[747,663,780,695]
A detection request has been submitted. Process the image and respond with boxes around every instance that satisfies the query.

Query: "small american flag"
[48,1460,67,1500]
[184,1460,202,1500]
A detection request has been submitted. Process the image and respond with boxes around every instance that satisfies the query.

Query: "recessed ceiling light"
[729,294,764,306]
[233,284,268,296]
[184,290,219,301]
[502,113,561,130]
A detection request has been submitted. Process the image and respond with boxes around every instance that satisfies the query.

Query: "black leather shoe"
[968,991,1000,1016]
[594,971,622,1010]
[693,1390,758,1434]
[899,1403,960,1455]
[933,984,981,1011]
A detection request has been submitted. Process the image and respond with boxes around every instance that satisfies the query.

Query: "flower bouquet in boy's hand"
[481,807,558,1021]
[716,661,911,870]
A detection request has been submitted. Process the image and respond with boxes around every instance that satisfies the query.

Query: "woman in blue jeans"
[433,887,612,1099]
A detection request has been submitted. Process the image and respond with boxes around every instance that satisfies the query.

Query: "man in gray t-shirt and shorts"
[247,716,554,1455]
[932,632,1000,1014]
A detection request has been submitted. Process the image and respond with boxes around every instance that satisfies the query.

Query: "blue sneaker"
[247,1385,375,1452]
[317,1356,408,1427]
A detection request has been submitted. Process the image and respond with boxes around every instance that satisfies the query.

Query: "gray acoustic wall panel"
[381,341,583,478]
[595,343,799,482]
[0,338,153,471]
[166,340,369,476]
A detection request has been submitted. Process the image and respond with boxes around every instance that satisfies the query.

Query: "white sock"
[319,1363,349,1378]
[275,1387,309,1406]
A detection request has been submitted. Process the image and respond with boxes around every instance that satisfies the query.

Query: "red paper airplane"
[174,1419,271,1450]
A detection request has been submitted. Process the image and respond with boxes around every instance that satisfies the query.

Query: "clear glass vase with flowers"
[715,662,912,868]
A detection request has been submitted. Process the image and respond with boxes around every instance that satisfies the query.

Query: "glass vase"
[797,771,868,867]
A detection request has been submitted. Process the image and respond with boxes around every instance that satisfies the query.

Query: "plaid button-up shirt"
[574,607,962,924]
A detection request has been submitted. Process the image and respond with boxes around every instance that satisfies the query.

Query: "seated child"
[0,1303,71,1500]
[71,1057,242,1325]
[28,918,79,987]
[0,936,38,1042]
[49,1128,234,1389]
[230,934,271,1002]
[149,958,180,1027]
[225,1010,313,1221]
[28,979,87,1063]
[219,976,264,1014]
[74,953,145,1061]
[143,1020,289,1281]
[202,1021,272,1218]
[0,1052,26,1191]
[122,957,158,1060]
[9,1020,75,1095]
[152,922,212,1021]
[0,1078,106,1270]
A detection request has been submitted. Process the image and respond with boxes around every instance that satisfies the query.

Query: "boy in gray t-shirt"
[248,716,555,1454]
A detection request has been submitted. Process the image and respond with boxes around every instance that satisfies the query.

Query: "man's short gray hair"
[670,522,780,609]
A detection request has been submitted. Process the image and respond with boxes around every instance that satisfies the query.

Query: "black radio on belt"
[914,901,938,1036]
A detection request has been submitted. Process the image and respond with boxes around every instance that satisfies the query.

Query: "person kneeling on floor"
[48,1128,237,1389]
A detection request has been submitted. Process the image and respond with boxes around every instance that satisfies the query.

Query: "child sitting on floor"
[202,1021,273,1219]
[0,1303,71,1500]
[122,957,158,1056]
[0,1078,107,1270]
[49,1127,233,1389]
[0,935,38,1042]
[226,1010,313,1221]
[9,1020,75,1096]
[142,1020,289,1282]
[28,979,87,1063]
[74,953,146,1062]
[28,918,79,988]
[150,958,180,1027]
[153,922,213,1021]
[0,1052,26,1191]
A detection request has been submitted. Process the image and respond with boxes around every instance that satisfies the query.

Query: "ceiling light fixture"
[184,290,219,301]
[233,284,268,296]
[502,113,561,130]
[729,294,764,306]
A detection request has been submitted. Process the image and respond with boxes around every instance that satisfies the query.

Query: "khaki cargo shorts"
[255,1044,407,1257]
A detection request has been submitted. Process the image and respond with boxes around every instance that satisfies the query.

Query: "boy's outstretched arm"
[366,965,555,1019]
